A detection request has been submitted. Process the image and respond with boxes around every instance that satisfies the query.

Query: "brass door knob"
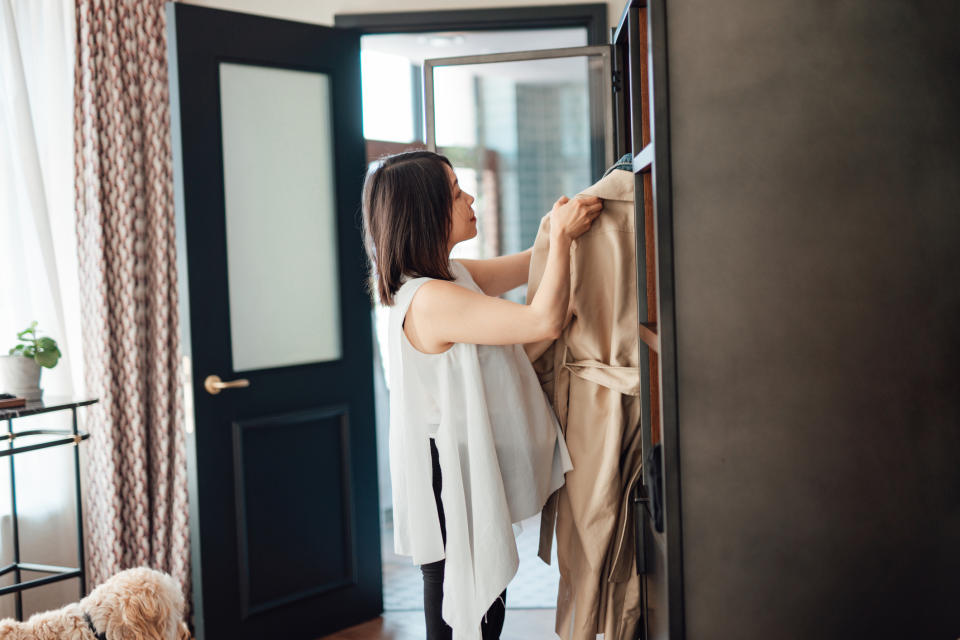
[204,374,250,395]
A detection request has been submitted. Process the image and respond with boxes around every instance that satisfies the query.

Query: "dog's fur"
[0,566,192,640]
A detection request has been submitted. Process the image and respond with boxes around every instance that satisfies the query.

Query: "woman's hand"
[549,195,603,240]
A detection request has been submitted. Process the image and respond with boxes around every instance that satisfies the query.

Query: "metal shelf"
[0,396,96,421]
[0,429,89,457]
[2,397,98,620]
[0,563,83,596]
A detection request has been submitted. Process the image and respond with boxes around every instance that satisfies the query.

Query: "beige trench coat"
[525,169,644,640]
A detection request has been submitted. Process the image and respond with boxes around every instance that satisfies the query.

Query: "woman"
[361,150,602,640]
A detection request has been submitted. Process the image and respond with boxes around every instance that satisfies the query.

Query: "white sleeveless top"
[387,259,573,640]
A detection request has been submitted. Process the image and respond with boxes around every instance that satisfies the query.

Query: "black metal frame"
[646,0,685,634]
[334,4,608,46]
[613,0,685,637]
[420,45,616,182]
[0,398,97,620]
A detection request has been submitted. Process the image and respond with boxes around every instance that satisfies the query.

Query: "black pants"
[421,438,507,640]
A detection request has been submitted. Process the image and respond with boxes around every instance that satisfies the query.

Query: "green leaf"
[35,350,58,368]
[37,336,58,349]
[16,321,38,340]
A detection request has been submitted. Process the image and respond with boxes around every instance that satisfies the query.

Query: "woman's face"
[445,164,477,251]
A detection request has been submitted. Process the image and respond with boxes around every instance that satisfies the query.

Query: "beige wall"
[179,0,622,33]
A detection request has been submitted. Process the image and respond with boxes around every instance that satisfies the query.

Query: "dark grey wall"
[664,2,960,638]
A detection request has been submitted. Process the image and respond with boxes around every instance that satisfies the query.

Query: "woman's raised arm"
[404,195,602,353]
[455,248,533,297]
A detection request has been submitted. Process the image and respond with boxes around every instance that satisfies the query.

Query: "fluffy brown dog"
[0,566,192,640]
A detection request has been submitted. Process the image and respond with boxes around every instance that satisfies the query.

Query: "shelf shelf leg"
[72,407,86,598]
[7,417,22,621]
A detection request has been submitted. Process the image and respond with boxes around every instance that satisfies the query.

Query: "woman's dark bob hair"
[361,150,457,306]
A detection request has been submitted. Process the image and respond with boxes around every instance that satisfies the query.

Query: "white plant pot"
[0,354,43,401]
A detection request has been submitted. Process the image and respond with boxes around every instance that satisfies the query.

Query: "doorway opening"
[340,4,608,620]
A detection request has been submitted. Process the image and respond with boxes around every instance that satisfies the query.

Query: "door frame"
[335,5,610,174]
[334,4,608,45]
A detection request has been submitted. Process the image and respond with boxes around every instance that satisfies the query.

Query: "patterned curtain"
[73,0,192,627]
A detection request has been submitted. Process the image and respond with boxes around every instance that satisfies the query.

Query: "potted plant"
[0,321,61,401]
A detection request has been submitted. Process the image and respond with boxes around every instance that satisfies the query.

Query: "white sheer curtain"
[0,0,85,617]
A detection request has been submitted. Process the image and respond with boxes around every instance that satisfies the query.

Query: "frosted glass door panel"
[219,62,342,371]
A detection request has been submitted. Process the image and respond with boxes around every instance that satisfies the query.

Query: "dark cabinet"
[613,0,960,638]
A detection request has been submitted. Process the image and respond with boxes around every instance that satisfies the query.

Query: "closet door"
[613,1,683,638]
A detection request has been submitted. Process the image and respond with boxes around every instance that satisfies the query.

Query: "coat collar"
[578,168,633,202]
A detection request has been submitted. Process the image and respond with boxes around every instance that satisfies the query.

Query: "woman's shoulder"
[393,268,453,324]
[392,261,482,335]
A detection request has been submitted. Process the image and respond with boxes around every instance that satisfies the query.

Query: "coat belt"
[538,345,643,581]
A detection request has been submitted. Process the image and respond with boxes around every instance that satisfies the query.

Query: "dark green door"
[166,4,380,639]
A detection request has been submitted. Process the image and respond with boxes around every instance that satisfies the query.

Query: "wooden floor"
[318,609,558,640]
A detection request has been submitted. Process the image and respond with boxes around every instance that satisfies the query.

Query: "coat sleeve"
[523,214,558,389]
[524,214,567,565]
